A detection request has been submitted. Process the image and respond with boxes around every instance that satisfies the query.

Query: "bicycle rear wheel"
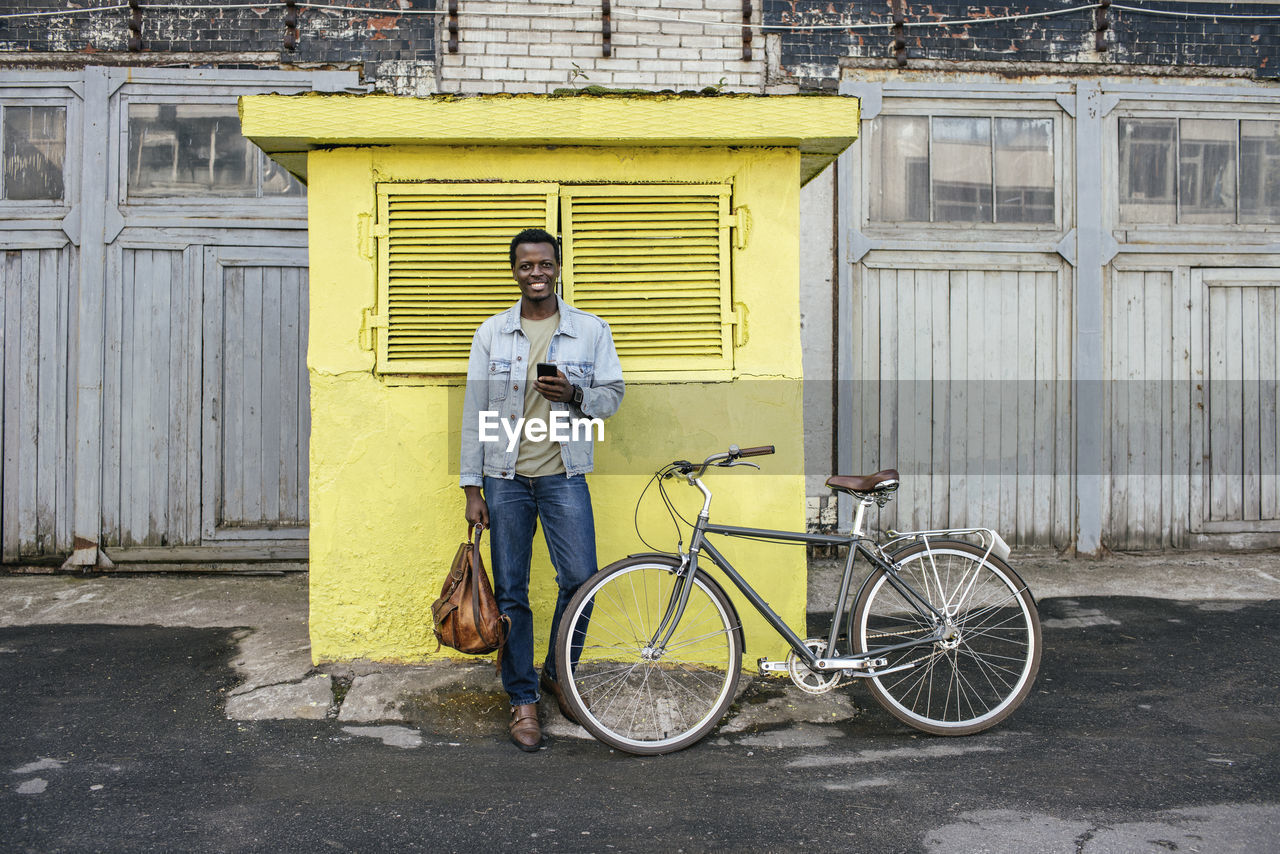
[554,556,743,755]
[849,539,1041,735]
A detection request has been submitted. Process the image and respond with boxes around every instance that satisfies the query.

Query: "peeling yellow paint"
[256,96,859,666]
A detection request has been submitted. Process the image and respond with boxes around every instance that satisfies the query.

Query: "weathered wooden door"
[1103,90,1280,548]
[837,84,1077,547]
[1193,267,1280,537]
[1,246,74,561]
[97,241,310,557]
[847,255,1074,546]
[0,66,357,566]
[1105,263,1280,546]
[201,248,309,549]
[0,79,80,562]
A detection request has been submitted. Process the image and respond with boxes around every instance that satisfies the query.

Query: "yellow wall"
[307,143,808,665]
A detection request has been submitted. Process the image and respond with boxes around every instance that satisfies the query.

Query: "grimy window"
[1,105,66,202]
[127,103,303,200]
[1119,117,1280,225]
[870,114,1055,225]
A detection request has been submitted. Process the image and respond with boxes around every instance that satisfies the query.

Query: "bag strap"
[469,522,490,640]
[469,522,509,668]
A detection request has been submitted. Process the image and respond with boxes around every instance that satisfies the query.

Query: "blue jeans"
[483,474,598,706]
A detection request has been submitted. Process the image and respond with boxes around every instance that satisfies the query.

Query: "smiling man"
[459,227,624,752]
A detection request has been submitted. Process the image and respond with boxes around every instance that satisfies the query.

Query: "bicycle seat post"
[851,496,874,539]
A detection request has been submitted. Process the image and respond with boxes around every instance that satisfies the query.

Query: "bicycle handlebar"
[666,444,776,479]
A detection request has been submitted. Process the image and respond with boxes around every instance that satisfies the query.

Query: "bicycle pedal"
[757,658,790,675]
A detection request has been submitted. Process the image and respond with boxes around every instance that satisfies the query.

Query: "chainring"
[786,638,842,694]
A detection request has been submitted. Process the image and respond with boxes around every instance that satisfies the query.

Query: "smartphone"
[536,362,558,379]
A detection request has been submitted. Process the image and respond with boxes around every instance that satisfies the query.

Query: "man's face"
[511,241,560,304]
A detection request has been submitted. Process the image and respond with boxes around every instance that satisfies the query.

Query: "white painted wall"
[800,165,837,529]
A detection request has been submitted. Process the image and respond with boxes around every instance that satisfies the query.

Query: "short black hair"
[509,228,561,266]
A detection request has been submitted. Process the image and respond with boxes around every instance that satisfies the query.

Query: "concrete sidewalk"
[2,548,1277,738]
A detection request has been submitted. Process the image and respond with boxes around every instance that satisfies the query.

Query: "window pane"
[870,115,929,222]
[932,117,992,223]
[995,118,1054,224]
[127,103,258,198]
[3,106,66,201]
[1119,118,1176,224]
[1240,120,1280,225]
[1179,119,1236,225]
[261,154,304,197]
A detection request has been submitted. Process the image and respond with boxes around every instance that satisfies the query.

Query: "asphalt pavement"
[1,549,1278,852]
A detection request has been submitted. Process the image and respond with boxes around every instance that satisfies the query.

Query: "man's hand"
[534,369,574,404]
[464,486,489,528]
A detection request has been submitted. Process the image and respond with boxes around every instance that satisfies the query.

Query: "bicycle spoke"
[660,626,736,654]
[560,562,741,752]
[853,543,1040,734]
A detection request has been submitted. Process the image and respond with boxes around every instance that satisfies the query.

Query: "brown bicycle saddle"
[825,469,900,494]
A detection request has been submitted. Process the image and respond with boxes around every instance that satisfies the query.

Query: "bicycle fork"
[644,524,707,660]
[646,470,731,659]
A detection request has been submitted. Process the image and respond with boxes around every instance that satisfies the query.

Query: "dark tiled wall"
[0,0,436,65]
[765,1,1280,86]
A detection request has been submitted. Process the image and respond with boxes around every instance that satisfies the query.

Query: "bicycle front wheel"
[555,556,743,755]
[849,539,1041,735]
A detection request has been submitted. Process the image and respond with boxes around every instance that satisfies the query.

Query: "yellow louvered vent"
[561,185,733,372]
[375,183,556,374]
[371,182,733,375]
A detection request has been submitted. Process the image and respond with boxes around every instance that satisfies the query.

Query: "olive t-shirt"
[516,312,566,477]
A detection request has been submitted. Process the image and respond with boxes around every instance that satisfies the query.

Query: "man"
[459,227,624,752]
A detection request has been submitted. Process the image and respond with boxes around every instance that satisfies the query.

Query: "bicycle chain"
[862,627,944,672]
[865,625,933,640]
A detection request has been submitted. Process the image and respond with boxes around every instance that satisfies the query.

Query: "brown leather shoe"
[508,703,542,752]
[540,670,580,725]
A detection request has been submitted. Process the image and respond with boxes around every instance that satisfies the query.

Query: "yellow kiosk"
[239,93,860,665]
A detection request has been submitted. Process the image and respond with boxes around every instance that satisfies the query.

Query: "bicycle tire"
[554,555,743,755]
[848,539,1041,735]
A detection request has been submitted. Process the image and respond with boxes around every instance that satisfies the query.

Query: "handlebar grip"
[736,445,775,458]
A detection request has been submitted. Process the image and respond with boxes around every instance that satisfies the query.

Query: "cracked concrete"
[333,665,493,724]
[719,679,859,734]
[224,673,334,721]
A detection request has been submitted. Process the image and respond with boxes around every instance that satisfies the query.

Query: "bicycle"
[553,444,1042,755]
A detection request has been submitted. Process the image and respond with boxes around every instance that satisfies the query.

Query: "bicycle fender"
[622,551,682,563]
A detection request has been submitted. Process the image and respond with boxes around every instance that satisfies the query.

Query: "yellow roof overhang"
[239,93,860,186]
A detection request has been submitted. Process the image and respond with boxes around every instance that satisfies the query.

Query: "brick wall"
[764,1,1280,87]
[3,1,1277,91]
[0,0,435,68]
[437,0,768,93]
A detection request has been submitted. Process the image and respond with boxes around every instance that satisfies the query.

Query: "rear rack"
[881,527,1012,563]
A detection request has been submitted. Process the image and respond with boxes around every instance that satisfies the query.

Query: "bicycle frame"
[649,478,961,674]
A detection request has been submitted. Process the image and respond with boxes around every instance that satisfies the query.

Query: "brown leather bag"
[432,524,509,657]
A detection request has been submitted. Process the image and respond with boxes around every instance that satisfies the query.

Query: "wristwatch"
[571,385,584,407]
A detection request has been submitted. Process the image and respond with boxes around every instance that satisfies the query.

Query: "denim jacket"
[460,295,624,486]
